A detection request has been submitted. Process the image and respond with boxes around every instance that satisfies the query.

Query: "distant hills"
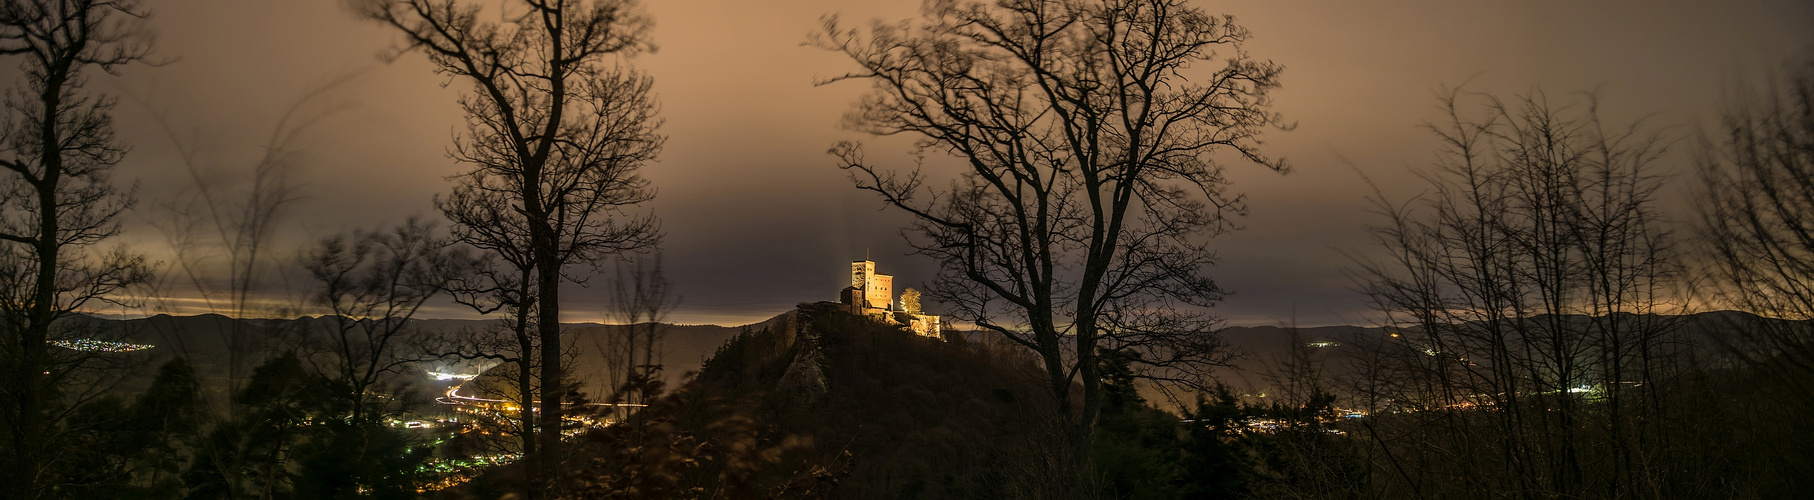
[61,309,1781,404]
[61,313,748,401]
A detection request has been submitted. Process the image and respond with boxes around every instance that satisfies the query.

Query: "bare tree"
[0,0,153,494]
[137,74,357,405]
[1350,88,1683,498]
[351,0,665,493]
[1697,59,1814,402]
[813,0,1287,453]
[434,169,545,495]
[603,251,674,408]
[303,216,465,425]
[1694,58,1814,489]
[127,73,360,500]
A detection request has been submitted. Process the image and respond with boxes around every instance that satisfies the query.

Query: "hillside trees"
[186,352,330,499]
[352,0,665,494]
[143,220,464,498]
[0,0,154,494]
[1352,89,1685,497]
[121,357,205,497]
[814,0,1288,453]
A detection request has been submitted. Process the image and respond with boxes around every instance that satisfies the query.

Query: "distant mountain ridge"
[62,309,1782,400]
[60,313,748,398]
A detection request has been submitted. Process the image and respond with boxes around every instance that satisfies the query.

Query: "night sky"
[33,0,1814,327]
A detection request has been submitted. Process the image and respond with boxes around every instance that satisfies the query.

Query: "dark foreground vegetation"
[3,0,1812,498]
[438,303,1371,499]
[448,307,1814,499]
[11,305,1812,498]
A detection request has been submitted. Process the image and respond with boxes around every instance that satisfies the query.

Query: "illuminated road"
[435,379,647,411]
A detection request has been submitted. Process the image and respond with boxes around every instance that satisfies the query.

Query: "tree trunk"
[534,233,563,493]
[515,287,538,500]
[13,67,69,499]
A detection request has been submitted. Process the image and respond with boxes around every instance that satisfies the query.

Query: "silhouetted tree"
[138,74,358,408]
[187,352,322,499]
[281,218,469,497]
[1089,349,1189,499]
[603,250,674,411]
[352,1,664,493]
[1698,59,1814,394]
[1695,57,1814,488]
[0,0,153,495]
[291,417,431,499]
[1352,88,1683,497]
[303,216,465,424]
[814,0,1287,458]
[1174,386,1252,498]
[123,357,206,498]
[433,141,545,492]
[130,75,364,500]
[1243,326,1365,499]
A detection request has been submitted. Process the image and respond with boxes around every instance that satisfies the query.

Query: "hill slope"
[548,302,1069,498]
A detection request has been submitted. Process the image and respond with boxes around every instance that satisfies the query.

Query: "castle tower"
[851,260,874,288]
[851,260,893,311]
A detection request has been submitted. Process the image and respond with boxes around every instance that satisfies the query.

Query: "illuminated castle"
[840,259,941,339]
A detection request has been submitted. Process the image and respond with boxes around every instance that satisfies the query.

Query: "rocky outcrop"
[774,308,828,406]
